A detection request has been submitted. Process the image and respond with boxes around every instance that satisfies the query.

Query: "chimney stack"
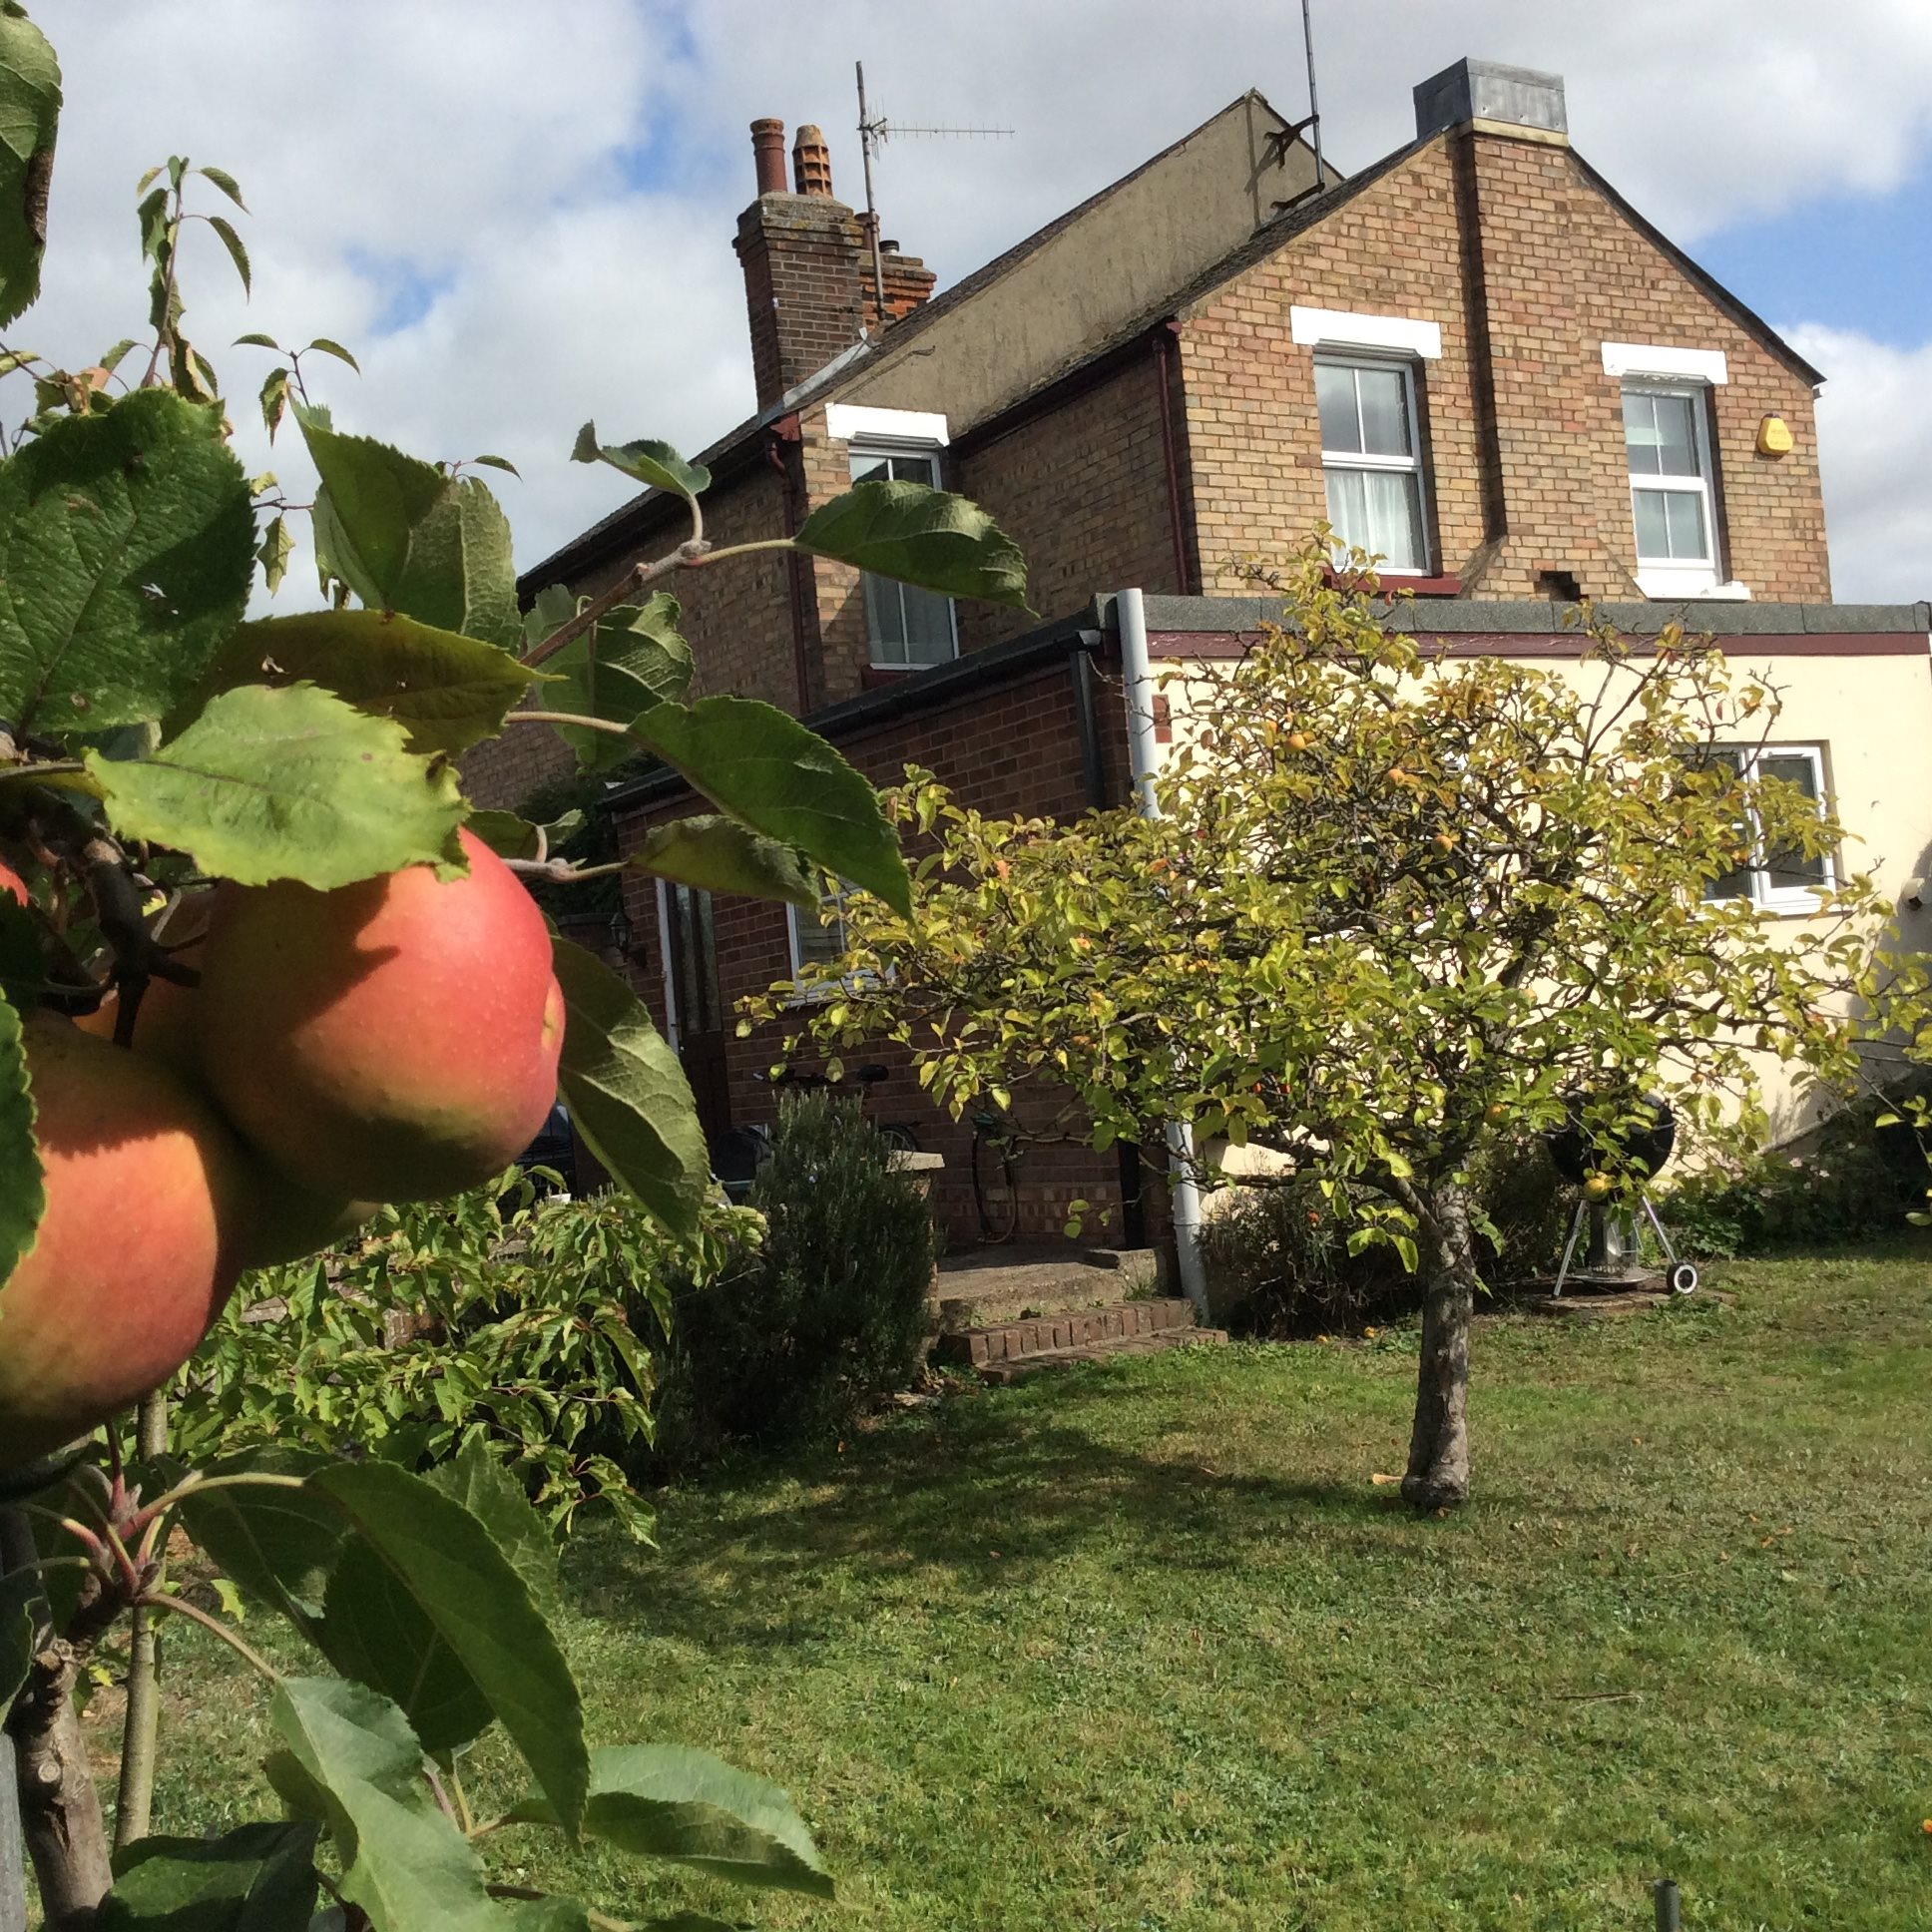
[1414,58,1568,143]
[733,113,937,411]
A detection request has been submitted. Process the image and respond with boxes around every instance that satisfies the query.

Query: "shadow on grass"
[564,1363,1426,1655]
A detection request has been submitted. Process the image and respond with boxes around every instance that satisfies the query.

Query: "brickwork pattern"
[952,350,1187,655]
[1178,130,1830,603]
[735,196,870,411]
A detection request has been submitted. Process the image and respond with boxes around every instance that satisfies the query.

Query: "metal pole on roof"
[855,63,889,334]
[1301,0,1324,181]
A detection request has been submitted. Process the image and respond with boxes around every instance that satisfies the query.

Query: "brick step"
[929,1248,1162,1335]
[976,1324,1229,1385]
[934,1295,1198,1369]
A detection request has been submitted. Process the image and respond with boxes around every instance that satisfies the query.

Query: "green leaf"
[267,1678,501,1932]
[258,365,288,440]
[0,991,43,1306]
[551,938,709,1239]
[188,610,538,756]
[299,407,519,650]
[424,1435,561,1621]
[174,1449,344,1628]
[794,479,1029,612]
[0,388,255,734]
[307,1461,588,1833]
[209,213,250,294]
[88,683,466,889]
[570,424,709,507]
[469,454,519,478]
[314,1536,492,1756]
[629,697,910,916]
[100,1821,318,1930]
[507,1744,832,1899]
[0,3,58,329]
[542,595,692,774]
[0,346,37,375]
[466,810,541,860]
[197,164,246,211]
[97,336,138,376]
[305,337,359,374]
[233,331,280,351]
[255,512,291,592]
[629,815,814,909]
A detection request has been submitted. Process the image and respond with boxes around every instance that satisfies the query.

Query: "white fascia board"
[1289,305,1442,359]
[1603,342,1729,384]
[823,402,950,446]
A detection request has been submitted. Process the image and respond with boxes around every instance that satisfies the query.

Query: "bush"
[649,1093,939,1467]
[173,1175,753,1538]
[1661,1081,1932,1257]
[1201,1136,1571,1337]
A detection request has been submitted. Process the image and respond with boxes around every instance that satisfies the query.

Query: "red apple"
[0,858,26,906]
[196,828,565,1203]
[0,1017,253,1469]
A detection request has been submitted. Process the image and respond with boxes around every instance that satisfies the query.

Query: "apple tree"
[764,555,1886,1510]
[0,8,1027,1924]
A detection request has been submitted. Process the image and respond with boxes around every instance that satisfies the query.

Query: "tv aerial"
[853,61,1012,328]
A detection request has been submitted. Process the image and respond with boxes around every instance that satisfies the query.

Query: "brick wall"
[735,195,869,410]
[609,649,1163,1247]
[951,346,1189,653]
[1177,129,1830,603]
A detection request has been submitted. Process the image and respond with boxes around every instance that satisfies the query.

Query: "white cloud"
[1784,325,1932,605]
[7,1,1928,601]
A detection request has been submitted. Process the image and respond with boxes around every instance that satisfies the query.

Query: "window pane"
[1357,366,1412,458]
[793,887,847,969]
[1326,465,1423,571]
[1632,488,1671,559]
[1652,393,1699,477]
[861,574,908,665]
[1757,752,1829,892]
[898,584,956,664]
[1315,361,1361,453]
[1623,391,1661,476]
[887,450,939,486]
[1664,490,1708,561]
[848,451,890,486]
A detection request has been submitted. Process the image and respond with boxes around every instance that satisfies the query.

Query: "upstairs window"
[1697,743,1834,914]
[1623,383,1717,572]
[848,447,958,669]
[1314,357,1429,574]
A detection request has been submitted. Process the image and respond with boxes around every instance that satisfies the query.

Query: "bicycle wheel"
[971,1121,1021,1244]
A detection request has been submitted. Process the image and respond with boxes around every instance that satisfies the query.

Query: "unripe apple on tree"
[195,827,565,1204]
[0,1017,254,1469]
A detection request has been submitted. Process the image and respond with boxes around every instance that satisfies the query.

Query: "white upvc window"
[785,879,853,1000]
[1314,356,1430,574]
[846,445,959,669]
[1623,382,1721,593]
[1700,743,1835,915]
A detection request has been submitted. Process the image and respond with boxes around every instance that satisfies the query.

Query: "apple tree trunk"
[1401,1180,1478,1511]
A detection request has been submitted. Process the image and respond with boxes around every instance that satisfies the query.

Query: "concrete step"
[929,1247,1161,1334]
[976,1324,1229,1384]
[934,1294,1198,1369]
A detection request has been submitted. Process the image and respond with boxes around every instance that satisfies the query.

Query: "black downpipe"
[1069,639,1147,1249]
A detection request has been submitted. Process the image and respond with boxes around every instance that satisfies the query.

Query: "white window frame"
[784,880,855,1005]
[1705,743,1836,916]
[1622,379,1725,598]
[1314,353,1433,577]
[845,441,960,670]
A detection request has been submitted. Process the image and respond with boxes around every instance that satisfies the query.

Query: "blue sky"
[22,0,1932,604]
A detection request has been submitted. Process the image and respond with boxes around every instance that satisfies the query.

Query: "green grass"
[130,1250,1932,1930]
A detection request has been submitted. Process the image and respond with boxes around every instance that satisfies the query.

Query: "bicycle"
[969,1096,1025,1245]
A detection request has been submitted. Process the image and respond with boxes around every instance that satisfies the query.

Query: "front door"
[661,882,731,1145]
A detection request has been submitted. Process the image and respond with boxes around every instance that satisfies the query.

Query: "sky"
[20,0,1932,608]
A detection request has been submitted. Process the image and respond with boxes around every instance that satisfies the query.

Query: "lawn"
[128,1249,1931,1931]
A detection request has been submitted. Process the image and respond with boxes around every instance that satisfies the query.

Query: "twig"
[138,1594,281,1687]
[1550,1690,1644,1703]
[517,545,696,671]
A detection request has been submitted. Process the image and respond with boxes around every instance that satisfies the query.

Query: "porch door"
[661,881,731,1144]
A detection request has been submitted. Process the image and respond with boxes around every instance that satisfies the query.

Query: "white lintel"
[823,403,950,446]
[1602,342,1729,384]
[1289,306,1443,359]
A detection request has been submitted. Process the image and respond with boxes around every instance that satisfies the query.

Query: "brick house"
[467,58,1932,1250]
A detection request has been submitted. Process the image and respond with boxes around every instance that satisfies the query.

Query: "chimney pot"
[749,118,787,197]
[792,123,835,197]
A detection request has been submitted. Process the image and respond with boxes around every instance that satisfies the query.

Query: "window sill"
[1635,566,1751,601]
[1323,567,1463,597]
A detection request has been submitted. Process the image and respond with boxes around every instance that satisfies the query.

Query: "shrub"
[650,1093,939,1467]
[172,1175,753,1538]
[1202,1136,1571,1336]
[1661,1081,1932,1257]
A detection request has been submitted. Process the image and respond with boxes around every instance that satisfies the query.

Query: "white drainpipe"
[1116,588,1209,1314]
